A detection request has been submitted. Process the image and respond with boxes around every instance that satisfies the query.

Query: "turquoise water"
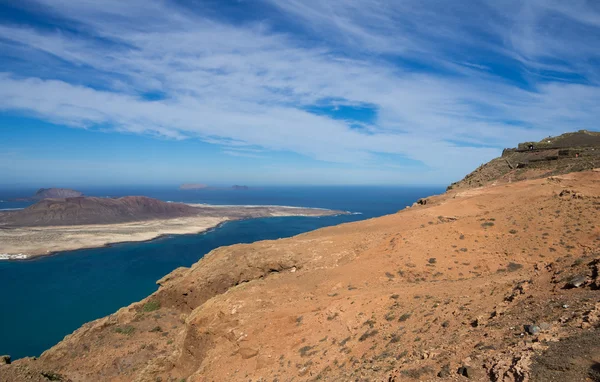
[0,186,441,359]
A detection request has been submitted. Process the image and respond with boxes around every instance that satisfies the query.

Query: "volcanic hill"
[0,196,199,227]
[1,133,600,382]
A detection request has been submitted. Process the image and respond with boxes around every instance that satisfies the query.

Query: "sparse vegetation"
[358,329,378,342]
[507,262,523,272]
[142,300,161,312]
[114,325,135,335]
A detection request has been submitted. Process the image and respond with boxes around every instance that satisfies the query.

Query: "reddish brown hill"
[0,196,198,227]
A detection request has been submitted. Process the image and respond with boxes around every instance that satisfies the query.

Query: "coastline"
[0,204,345,261]
[9,170,597,381]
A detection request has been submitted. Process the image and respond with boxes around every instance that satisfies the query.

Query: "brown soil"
[1,170,600,382]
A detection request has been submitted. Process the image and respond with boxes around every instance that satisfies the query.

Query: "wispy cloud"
[1,0,600,183]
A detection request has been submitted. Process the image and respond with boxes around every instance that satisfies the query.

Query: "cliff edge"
[448,130,600,190]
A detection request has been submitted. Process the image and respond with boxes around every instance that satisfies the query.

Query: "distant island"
[0,195,345,259]
[13,187,83,201]
[179,184,208,190]
[179,184,250,190]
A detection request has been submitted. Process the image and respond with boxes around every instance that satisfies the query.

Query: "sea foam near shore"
[0,253,29,260]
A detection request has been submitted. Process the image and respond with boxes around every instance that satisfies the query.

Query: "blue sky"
[1,0,600,186]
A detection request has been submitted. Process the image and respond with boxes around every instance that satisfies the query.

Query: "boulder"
[565,275,587,288]
[525,324,540,335]
[458,365,477,378]
[0,355,10,365]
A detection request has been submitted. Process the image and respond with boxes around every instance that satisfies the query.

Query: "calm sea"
[0,186,442,359]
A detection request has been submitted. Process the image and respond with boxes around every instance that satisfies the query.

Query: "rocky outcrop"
[448,130,600,190]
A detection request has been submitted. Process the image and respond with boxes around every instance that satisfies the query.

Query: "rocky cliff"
[448,130,600,190]
[2,139,600,382]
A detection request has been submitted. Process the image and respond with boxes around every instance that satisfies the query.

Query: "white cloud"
[1,0,600,183]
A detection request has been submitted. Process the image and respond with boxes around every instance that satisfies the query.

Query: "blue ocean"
[0,186,442,359]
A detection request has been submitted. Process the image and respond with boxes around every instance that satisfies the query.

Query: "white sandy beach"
[0,204,343,259]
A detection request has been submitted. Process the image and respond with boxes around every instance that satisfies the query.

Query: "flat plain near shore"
[0,204,343,259]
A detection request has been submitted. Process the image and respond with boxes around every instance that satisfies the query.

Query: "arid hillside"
[448,130,600,191]
[2,168,599,382]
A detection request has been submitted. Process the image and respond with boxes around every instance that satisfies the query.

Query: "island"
[0,196,345,259]
[12,187,84,201]
[178,184,208,190]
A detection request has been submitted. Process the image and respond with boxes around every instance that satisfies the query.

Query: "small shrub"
[399,313,411,322]
[115,325,135,335]
[358,329,378,342]
[41,372,64,381]
[428,258,437,264]
[142,301,161,312]
[481,222,495,228]
[509,229,518,234]
[506,262,523,272]
[299,345,315,357]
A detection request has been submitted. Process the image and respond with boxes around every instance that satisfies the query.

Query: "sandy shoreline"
[0,204,344,260]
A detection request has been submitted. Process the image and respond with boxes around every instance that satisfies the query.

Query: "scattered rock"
[437,364,451,378]
[488,354,531,382]
[0,355,10,365]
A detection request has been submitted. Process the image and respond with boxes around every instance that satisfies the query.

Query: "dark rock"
[417,198,428,205]
[566,275,587,288]
[437,364,451,378]
[457,365,477,378]
[0,355,10,365]
[525,324,541,335]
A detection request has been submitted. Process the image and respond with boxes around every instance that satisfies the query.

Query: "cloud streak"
[1,0,600,183]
